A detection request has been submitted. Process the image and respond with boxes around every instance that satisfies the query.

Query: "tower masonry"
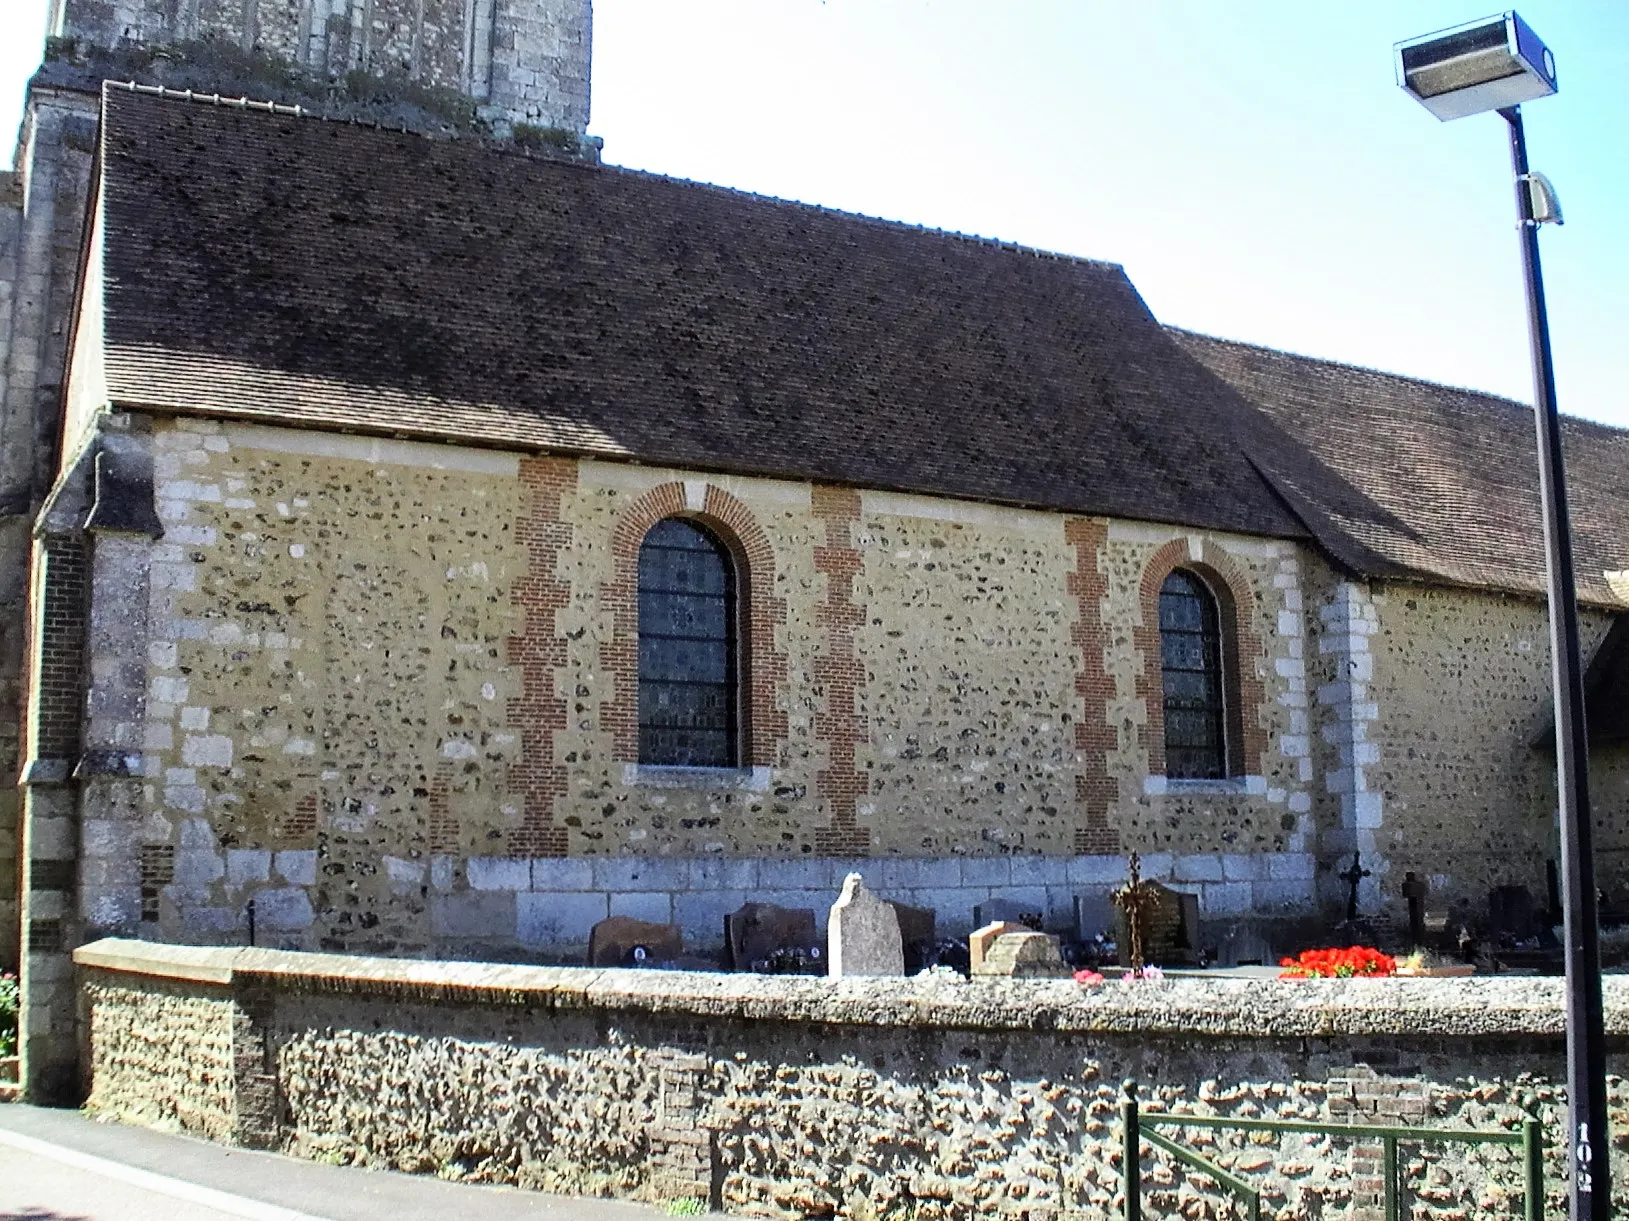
[45,0,593,135]
[0,0,595,999]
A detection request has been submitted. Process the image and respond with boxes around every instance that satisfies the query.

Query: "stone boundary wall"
[76,939,1629,1220]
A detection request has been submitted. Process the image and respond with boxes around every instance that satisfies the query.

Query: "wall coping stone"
[74,938,1629,1040]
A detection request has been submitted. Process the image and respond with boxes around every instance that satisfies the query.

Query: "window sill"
[621,764,772,792]
[1143,775,1267,797]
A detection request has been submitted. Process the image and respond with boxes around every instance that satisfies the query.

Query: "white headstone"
[827,873,904,978]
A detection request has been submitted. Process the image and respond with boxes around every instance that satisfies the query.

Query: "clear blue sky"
[5,2,1627,426]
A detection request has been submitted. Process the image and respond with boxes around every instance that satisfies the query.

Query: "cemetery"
[68,852,1629,1219]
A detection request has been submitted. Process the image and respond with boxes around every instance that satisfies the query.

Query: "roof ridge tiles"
[1168,324,1629,440]
[99,79,1124,274]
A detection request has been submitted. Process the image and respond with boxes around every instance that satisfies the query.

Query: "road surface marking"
[0,1126,335,1221]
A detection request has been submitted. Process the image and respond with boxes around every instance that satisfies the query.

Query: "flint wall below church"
[77,939,1629,1221]
[105,416,1316,958]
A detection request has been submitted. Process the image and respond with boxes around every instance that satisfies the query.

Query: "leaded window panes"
[1160,569,1228,779]
[638,518,738,767]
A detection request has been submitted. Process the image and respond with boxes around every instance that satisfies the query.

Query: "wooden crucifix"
[1339,851,1371,923]
[1112,851,1162,974]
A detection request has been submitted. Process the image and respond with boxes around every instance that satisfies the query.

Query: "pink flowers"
[1073,968,1105,985]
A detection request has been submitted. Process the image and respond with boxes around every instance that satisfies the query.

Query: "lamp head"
[1395,12,1557,120]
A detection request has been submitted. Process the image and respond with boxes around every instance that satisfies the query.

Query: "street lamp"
[1396,12,1607,1221]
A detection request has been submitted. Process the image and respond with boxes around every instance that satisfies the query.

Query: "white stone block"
[252,887,314,931]
[178,817,215,848]
[757,857,833,891]
[879,857,961,891]
[431,856,455,891]
[80,819,134,859]
[148,641,178,669]
[1266,853,1317,880]
[1067,856,1128,886]
[524,857,591,890]
[150,563,197,592]
[1350,792,1384,829]
[274,850,317,886]
[591,856,687,891]
[1174,855,1225,883]
[958,856,1011,887]
[166,524,217,546]
[150,675,190,705]
[227,849,271,886]
[182,734,234,768]
[1138,853,1174,879]
[610,891,674,925]
[1289,792,1312,813]
[1201,881,1253,915]
[1253,877,1317,909]
[1022,856,1071,887]
[1274,657,1305,679]
[467,856,530,890]
[907,887,977,931]
[1276,611,1302,638]
[179,706,210,731]
[1221,854,1257,881]
[173,848,224,887]
[671,889,749,943]
[517,890,606,946]
[1278,735,1309,759]
[687,857,759,891]
[384,856,426,888]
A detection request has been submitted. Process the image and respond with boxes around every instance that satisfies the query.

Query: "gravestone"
[968,920,1027,975]
[974,931,1072,979]
[1218,926,1273,968]
[828,873,904,978]
[724,902,821,973]
[973,896,1044,931]
[1113,881,1200,967]
[587,916,683,967]
[1488,885,1540,945]
[888,901,937,974]
[1073,894,1116,942]
[1402,872,1429,948]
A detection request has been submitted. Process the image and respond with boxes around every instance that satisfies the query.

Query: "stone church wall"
[1362,583,1629,918]
[72,415,1317,959]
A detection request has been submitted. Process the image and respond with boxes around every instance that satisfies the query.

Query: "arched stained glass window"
[638,518,739,767]
[1160,569,1228,779]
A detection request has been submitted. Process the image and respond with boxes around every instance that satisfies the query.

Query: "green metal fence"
[1119,1080,1544,1221]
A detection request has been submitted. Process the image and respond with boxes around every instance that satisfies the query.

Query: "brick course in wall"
[811,487,870,856]
[1066,517,1118,855]
[506,455,576,858]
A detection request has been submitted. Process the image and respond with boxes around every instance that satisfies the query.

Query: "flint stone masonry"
[77,939,1629,1219]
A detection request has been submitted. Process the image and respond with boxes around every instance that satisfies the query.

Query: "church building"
[3,0,1627,1098]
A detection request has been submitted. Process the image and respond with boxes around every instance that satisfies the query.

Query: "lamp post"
[1396,12,1607,1219]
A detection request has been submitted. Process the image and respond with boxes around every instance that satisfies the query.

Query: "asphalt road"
[0,1104,671,1221]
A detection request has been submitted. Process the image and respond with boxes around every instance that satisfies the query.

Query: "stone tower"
[0,0,594,1075]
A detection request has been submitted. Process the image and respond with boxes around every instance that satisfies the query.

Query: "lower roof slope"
[93,86,1306,540]
[1175,330,1629,610]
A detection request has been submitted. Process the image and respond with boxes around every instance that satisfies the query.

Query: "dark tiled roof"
[1173,330,1629,609]
[94,87,1309,539]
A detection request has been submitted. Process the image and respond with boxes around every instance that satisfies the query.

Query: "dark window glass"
[1159,570,1227,779]
[638,518,738,767]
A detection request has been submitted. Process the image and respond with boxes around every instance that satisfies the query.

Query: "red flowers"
[1279,946,1395,979]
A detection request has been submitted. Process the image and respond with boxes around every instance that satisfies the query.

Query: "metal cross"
[1338,851,1371,923]
[1112,851,1162,974]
